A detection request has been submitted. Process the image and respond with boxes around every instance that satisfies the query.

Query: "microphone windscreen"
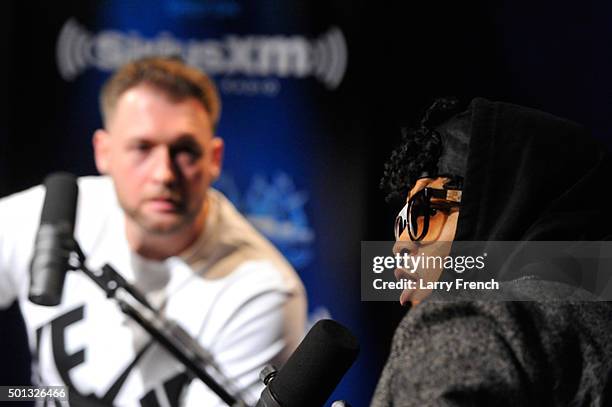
[29,172,79,306]
[40,172,78,226]
[269,319,359,407]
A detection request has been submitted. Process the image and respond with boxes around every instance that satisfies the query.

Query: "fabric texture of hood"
[443,98,612,296]
[456,97,612,242]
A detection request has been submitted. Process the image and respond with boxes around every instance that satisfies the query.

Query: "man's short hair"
[100,56,221,129]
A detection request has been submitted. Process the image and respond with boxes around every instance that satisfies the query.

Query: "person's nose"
[393,240,420,256]
[151,146,177,186]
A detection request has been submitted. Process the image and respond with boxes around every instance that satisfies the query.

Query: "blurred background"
[1,1,611,405]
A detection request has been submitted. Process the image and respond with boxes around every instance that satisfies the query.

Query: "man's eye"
[430,207,451,216]
[131,143,151,152]
[173,146,202,164]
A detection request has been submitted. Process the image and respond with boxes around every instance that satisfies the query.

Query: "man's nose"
[393,240,420,256]
[151,147,177,185]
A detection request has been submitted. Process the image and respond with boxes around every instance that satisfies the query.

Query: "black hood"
[441,98,612,296]
[456,98,612,242]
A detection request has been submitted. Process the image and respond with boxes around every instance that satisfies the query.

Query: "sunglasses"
[395,187,461,241]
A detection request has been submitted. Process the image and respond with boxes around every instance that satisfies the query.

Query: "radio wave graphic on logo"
[311,28,348,89]
[56,19,93,81]
[56,18,348,89]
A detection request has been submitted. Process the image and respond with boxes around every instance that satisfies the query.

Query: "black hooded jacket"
[457,98,611,242]
[371,98,612,406]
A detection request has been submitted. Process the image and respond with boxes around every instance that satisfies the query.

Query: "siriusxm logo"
[56,18,348,89]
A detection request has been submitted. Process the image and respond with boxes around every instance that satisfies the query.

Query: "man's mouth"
[394,268,417,307]
[146,196,182,212]
[399,289,413,307]
[394,267,417,283]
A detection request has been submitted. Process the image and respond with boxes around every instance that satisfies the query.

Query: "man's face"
[394,177,460,305]
[93,84,223,235]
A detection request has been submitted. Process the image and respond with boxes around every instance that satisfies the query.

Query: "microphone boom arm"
[71,241,248,407]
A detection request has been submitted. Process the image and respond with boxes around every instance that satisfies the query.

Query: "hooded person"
[370,98,612,406]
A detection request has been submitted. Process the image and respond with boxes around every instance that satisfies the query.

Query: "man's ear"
[209,137,224,180]
[92,129,111,174]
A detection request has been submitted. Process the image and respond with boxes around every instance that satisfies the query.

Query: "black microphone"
[256,319,360,407]
[29,172,79,306]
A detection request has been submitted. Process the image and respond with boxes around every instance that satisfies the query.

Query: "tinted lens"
[394,216,406,240]
[408,191,429,240]
[394,203,409,239]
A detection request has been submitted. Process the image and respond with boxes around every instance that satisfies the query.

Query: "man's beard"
[134,210,194,235]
